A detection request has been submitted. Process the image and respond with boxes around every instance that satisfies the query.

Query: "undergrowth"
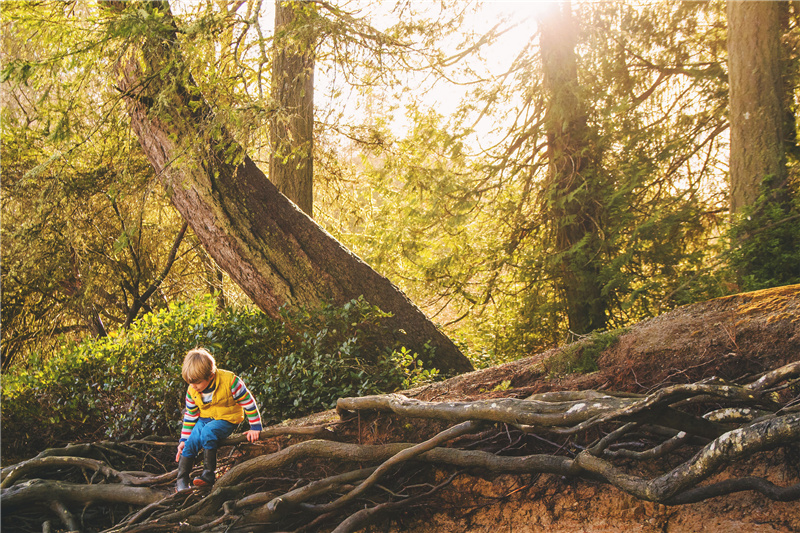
[0,296,439,462]
[728,179,800,291]
[545,328,629,377]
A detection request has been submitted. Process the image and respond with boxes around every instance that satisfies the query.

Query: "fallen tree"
[3,360,798,533]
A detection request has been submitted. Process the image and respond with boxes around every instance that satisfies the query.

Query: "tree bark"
[727,0,787,214]
[270,0,315,217]
[1,479,167,509]
[538,0,606,335]
[107,1,471,374]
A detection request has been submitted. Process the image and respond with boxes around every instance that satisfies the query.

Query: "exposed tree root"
[2,479,168,509]
[2,361,799,532]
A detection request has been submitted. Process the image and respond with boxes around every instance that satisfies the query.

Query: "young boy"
[175,347,262,491]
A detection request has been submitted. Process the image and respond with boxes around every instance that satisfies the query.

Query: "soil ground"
[285,284,800,532]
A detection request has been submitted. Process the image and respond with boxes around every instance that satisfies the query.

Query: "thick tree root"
[3,361,798,532]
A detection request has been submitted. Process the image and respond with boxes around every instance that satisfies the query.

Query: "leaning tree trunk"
[106,1,471,374]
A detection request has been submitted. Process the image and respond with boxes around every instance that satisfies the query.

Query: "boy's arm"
[230,376,263,438]
[180,391,200,442]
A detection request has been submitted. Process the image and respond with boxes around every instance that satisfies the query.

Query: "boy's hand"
[175,441,185,462]
[245,430,260,443]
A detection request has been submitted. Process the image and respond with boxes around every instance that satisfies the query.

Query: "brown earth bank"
[405,283,800,403]
[343,284,800,532]
[358,457,799,533]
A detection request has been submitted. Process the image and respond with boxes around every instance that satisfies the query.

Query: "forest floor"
[280,284,800,532]
[3,285,799,532]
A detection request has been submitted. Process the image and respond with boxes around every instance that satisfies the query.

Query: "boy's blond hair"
[182,347,217,383]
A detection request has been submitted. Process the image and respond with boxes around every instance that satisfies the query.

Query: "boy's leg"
[193,419,236,487]
[199,419,237,450]
[182,418,209,459]
[176,455,194,492]
[176,418,208,491]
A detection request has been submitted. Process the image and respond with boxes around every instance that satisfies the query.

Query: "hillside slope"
[284,285,800,532]
[407,284,800,402]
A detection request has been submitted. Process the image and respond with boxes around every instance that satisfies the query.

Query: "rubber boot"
[176,455,194,492]
[193,448,217,487]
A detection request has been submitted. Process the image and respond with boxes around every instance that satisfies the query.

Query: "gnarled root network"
[2,362,798,533]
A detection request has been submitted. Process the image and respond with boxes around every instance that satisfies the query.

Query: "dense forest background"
[2,0,800,457]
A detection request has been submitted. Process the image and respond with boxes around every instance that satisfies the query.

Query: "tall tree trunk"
[270,1,315,217]
[106,1,471,374]
[538,1,606,335]
[727,0,787,214]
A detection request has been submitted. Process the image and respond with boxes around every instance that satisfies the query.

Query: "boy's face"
[189,372,215,393]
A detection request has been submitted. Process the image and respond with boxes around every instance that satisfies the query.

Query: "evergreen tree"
[270,0,315,216]
[1,1,210,368]
[727,0,800,290]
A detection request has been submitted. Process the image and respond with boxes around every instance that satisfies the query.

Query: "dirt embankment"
[410,284,800,402]
[348,285,800,532]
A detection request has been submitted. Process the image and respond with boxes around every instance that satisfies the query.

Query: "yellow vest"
[187,369,244,424]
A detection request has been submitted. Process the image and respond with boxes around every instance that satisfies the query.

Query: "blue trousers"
[182,418,236,458]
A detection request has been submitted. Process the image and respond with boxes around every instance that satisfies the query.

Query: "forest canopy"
[2,0,800,443]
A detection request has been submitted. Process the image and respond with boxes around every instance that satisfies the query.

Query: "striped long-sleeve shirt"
[180,373,263,442]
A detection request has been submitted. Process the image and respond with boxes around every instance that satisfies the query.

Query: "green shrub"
[545,328,628,378]
[1,296,439,460]
[729,198,800,291]
[248,299,439,419]
[1,298,217,458]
